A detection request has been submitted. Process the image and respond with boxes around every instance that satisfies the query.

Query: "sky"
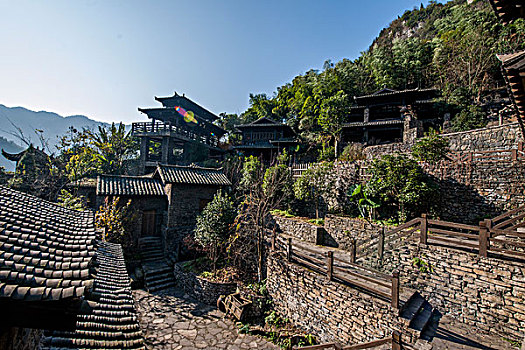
[0,0,441,124]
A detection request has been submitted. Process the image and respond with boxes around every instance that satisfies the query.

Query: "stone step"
[141,252,164,259]
[142,256,165,263]
[143,264,172,274]
[147,281,176,292]
[420,309,442,342]
[145,272,174,284]
[146,276,175,289]
[409,300,433,332]
[400,292,426,325]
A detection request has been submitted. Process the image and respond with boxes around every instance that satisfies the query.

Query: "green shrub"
[194,190,237,271]
[452,105,487,132]
[412,129,449,163]
[338,143,365,162]
[367,154,437,222]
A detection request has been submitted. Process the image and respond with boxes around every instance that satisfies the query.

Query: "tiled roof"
[41,241,145,349]
[156,165,232,186]
[354,88,437,101]
[97,175,166,197]
[0,185,96,301]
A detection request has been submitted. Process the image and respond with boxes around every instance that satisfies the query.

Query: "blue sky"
[0,0,441,123]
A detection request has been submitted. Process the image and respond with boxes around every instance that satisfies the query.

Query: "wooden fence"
[290,163,313,177]
[379,205,525,261]
[292,331,402,350]
[271,232,400,309]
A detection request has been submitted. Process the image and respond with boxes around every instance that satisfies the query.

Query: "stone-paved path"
[430,316,518,350]
[133,288,278,350]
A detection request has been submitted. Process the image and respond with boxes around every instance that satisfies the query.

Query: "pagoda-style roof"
[2,145,49,163]
[354,88,438,104]
[154,92,219,122]
[138,107,226,137]
[498,50,525,123]
[155,164,231,186]
[97,174,166,197]
[489,0,524,25]
[235,117,295,130]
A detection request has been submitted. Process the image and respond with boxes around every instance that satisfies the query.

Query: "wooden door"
[141,210,157,236]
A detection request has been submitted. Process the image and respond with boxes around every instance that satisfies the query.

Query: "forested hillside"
[218,0,525,155]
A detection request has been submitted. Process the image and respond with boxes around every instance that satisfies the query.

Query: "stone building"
[96,164,231,260]
[133,92,227,175]
[342,88,441,145]
[233,117,298,162]
[0,185,144,349]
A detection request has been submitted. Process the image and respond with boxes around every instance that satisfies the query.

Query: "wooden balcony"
[131,122,219,148]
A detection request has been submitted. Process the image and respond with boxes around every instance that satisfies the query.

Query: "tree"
[95,197,133,243]
[57,189,86,211]
[411,129,449,163]
[293,161,336,218]
[366,154,436,222]
[318,91,349,157]
[451,105,487,132]
[239,154,293,282]
[194,190,237,272]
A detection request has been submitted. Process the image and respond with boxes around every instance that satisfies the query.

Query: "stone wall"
[165,184,223,257]
[363,122,523,160]
[272,215,323,244]
[0,327,42,350]
[173,262,237,306]
[323,214,382,252]
[422,160,525,223]
[266,254,406,344]
[444,122,523,152]
[380,237,525,341]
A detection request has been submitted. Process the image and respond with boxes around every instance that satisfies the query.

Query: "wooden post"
[271,227,276,251]
[326,251,334,281]
[392,330,401,350]
[287,238,292,261]
[420,214,428,245]
[479,221,489,258]
[350,238,357,264]
[391,270,400,309]
[512,149,518,161]
[378,227,385,262]
[468,152,473,162]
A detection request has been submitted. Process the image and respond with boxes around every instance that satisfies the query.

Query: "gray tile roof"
[41,241,145,349]
[0,185,96,301]
[97,175,166,197]
[156,165,232,186]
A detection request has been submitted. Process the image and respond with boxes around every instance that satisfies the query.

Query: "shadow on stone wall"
[431,176,500,224]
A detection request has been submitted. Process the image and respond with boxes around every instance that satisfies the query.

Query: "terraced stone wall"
[362,122,523,160]
[381,238,525,341]
[266,255,406,345]
[0,327,42,350]
[323,215,382,252]
[272,215,322,244]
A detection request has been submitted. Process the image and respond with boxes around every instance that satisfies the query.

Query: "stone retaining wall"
[363,122,523,160]
[380,237,525,341]
[272,215,322,244]
[323,214,382,252]
[266,255,407,344]
[173,262,237,306]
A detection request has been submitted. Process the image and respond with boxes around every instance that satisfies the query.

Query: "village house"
[342,88,442,145]
[132,92,227,175]
[96,164,231,263]
[233,116,298,162]
[0,185,144,349]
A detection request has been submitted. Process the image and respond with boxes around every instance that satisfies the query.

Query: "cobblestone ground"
[133,288,278,350]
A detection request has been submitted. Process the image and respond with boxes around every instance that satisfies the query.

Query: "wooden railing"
[131,121,219,147]
[271,232,400,309]
[293,331,402,350]
[290,163,312,177]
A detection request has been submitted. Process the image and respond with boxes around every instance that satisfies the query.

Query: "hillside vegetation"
[218,0,525,157]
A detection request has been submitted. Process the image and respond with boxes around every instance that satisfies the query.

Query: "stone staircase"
[399,291,441,345]
[138,237,176,292]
